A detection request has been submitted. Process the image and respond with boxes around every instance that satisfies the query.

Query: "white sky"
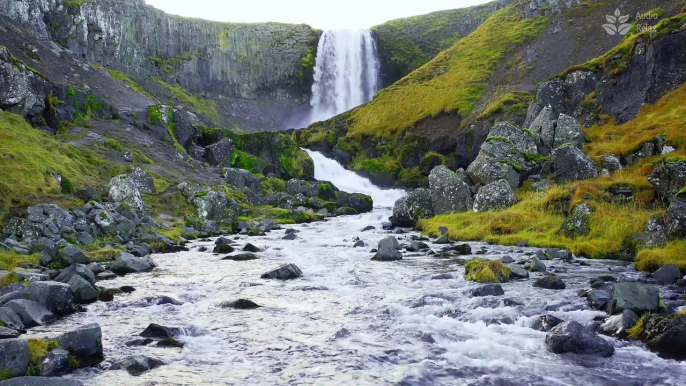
[145,0,488,30]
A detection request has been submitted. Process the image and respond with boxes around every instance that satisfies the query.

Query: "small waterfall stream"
[308,30,380,124]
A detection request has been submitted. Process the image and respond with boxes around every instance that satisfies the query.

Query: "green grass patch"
[102,68,152,98]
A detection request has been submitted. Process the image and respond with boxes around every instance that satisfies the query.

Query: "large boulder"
[55,265,96,287]
[127,167,156,194]
[428,166,474,215]
[551,145,598,183]
[224,168,262,194]
[553,114,585,150]
[108,175,145,212]
[545,321,615,357]
[205,138,235,167]
[608,282,660,315]
[40,348,71,377]
[179,183,238,222]
[652,263,681,285]
[336,192,373,214]
[0,339,29,379]
[647,162,686,200]
[0,281,74,316]
[110,355,166,376]
[56,324,104,367]
[66,275,98,303]
[390,188,433,227]
[599,309,638,338]
[533,276,566,290]
[286,179,318,197]
[529,107,556,149]
[3,299,55,327]
[0,307,25,330]
[58,245,91,265]
[110,253,156,275]
[466,155,520,190]
[473,180,517,212]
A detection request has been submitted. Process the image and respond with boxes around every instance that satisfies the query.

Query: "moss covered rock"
[464,259,511,283]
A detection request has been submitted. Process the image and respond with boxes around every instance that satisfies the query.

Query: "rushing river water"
[25,154,686,386]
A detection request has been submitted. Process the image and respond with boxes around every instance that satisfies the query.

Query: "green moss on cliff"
[153,77,221,125]
[102,67,152,98]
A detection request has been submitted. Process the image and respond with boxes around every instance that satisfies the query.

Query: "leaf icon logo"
[602,8,632,36]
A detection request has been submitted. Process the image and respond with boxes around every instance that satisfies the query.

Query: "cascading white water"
[306,150,405,208]
[308,30,380,124]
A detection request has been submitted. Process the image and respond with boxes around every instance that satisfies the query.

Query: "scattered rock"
[532,315,564,332]
[552,145,598,183]
[428,165,474,215]
[545,321,614,357]
[110,253,156,275]
[243,243,261,253]
[110,355,166,376]
[0,326,21,339]
[140,323,183,339]
[500,256,514,264]
[390,188,434,227]
[261,264,303,280]
[433,235,450,244]
[0,339,29,378]
[638,314,686,360]
[587,290,611,311]
[353,240,366,248]
[156,338,185,348]
[218,299,260,309]
[531,256,547,272]
[40,348,70,377]
[533,276,566,290]
[282,233,298,240]
[213,244,235,254]
[3,299,55,327]
[141,296,183,306]
[222,253,259,261]
[471,284,504,297]
[508,265,530,279]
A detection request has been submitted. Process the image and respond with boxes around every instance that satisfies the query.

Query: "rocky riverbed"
[5,208,682,385]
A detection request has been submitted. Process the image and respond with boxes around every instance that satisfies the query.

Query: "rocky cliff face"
[0,0,319,131]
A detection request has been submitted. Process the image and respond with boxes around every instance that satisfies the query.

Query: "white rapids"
[26,154,686,386]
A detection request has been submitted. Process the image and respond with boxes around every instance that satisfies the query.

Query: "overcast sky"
[145,0,488,30]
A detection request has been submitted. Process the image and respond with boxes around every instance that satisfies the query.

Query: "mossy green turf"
[465,259,511,283]
[0,111,106,223]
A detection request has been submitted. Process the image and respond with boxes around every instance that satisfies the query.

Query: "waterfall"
[308,30,380,124]
[305,150,405,208]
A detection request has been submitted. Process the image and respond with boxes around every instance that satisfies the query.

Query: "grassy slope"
[0,111,106,223]
[371,2,497,84]
[420,76,686,270]
[350,5,548,139]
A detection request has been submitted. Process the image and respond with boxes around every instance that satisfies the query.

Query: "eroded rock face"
[0,46,51,125]
[391,188,434,227]
[428,166,473,215]
[473,180,516,212]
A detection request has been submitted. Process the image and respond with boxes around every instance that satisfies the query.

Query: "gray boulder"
[0,339,29,378]
[110,355,165,376]
[529,107,556,149]
[466,154,520,190]
[533,276,566,290]
[110,253,156,275]
[0,307,25,330]
[66,275,98,303]
[127,167,156,194]
[531,256,547,272]
[647,161,686,200]
[552,146,598,183]
[224,168,262,194]
[390,188,434,227]
[553,114,585,150]
[56,324,104,367]
[261,264,303,280]
[179,183,238,222]
[205,138,235,167]
[639,314,686,360]
[428,166,473,215]
[377,237,400,250]
[599,309,639,338]
[336,192,373,214]
[473,180,517,212]
[471,284,504,297]
[40,349,70,377]
[55,264,96,286]
[587,290,611,311]
[28,237,57,257]
[109,175,145,212]
[561,203,592,237]
[608,282,660,315]
[532,315,564,332]
[59,245,91,265]
[652,264,681,285]
[372,243,402,262]
[140,323,183,339]
[665,199,686,238]
[545,321,615,357]
[0,281,74,316]
[508,265,530,279]
[3,299,55,327]
[531,180,553,192]
[286,179,318,197]
[0,326,21,339]
[601,155,622,173]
